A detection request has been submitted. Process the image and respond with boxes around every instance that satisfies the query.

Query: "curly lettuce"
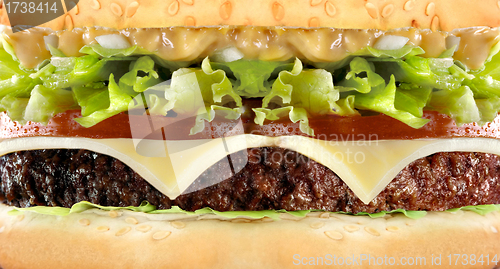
[253,58,339,136]
[146,57,243,134]
[9,201,500,221]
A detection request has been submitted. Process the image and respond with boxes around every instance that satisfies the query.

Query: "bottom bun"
[0,203,499,269]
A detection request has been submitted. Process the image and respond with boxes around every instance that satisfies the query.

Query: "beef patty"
[1,148,500,213]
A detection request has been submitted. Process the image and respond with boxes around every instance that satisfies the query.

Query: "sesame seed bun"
[1,0,500,31]
[0,203,499,269]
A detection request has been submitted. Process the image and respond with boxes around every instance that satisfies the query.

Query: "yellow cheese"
[1,136,500,204]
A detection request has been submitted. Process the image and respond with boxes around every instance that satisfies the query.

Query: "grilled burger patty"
[1,148,500,213]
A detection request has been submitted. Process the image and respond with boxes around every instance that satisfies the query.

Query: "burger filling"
[1,26,500,136]
[1,148,500,214]
[1,26,500,217]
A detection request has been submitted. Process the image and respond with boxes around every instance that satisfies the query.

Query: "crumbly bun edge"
[0,203,499,269]
[1,0,500,31]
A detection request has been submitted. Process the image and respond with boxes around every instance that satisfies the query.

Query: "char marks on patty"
[1,148,500,213]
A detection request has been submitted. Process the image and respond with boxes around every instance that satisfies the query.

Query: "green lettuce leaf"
[23,85,78,124]
[118,56,162,94]
[38,55,131,90]
[352,75,430,128]
[9,201,500,221]
[317,45,425,71]
[80,43,190,70]
[0,39,39,99]
[146,57,243,134]
[336,57,386,94]
[254,58,338,136]
[338,57,430,128]
[72,86,109,117]
[74,74,133,127]
[370,56,463,91]
[212,60,293,97]
[427,86,481,125]
[0,95,29,121]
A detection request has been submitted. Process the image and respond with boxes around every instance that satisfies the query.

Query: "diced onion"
[373,35,410,51]
[430,58,454,69]
[95,34,131,49]
[446,36,461,52]
[211,46,244,62]
[43,35,59,51]
[51,57,75,68]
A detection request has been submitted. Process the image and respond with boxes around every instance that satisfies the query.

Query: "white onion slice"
[373,35,410,51]
[430,58,454,69]
[95,34,131,49]
[43,35,59,51]
[51,57,75,68]
[446,36,461,52]
[211,46,244,62]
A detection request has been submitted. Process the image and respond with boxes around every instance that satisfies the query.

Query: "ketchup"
[2,109,500,141]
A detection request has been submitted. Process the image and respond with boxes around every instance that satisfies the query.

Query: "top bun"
[1,0,500,31]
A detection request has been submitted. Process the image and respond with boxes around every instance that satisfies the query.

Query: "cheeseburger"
[1,0,500,268]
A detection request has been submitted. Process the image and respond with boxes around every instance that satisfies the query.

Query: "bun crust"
[0,203,499,269]
[1,0,500,31]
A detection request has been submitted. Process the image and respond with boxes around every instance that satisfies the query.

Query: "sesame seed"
[386,226,399,232]
[310,0,322,6]
[125,217,139,225]
[308,17,320,27]
[319,212,330,219]
[126,1,140,18]
[425,2,435,16]
[96,226,110,232]
[65,15,73,30]
[16,215,24,221]
[272,2,285,21]
[231,218,251,223]
[431,15,440,31]
[116,227,131,236]
[324,231,343,240]
[365,2,379,19]
[219,1,232,20]
[108,210,119,218]
[79,219,91,226]
[403,0,414,11]
[381,4,394,18]
[110,3,123,17]
[184,16,196,26]
[90,0,100,10]
[153,231,172,240]
[364,227,380,236]
[343,225,360,232]
[325,1,336,17]
[491,226,498,233]
[167,0,179,16]
[170,221,186,229]
[136,225,152,233]
[310,222,325,229]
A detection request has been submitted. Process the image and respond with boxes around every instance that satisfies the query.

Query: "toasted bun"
[1,0,500,31]
[0,203,499,269]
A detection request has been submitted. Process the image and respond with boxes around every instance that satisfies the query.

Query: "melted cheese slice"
[1,136,500,204]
